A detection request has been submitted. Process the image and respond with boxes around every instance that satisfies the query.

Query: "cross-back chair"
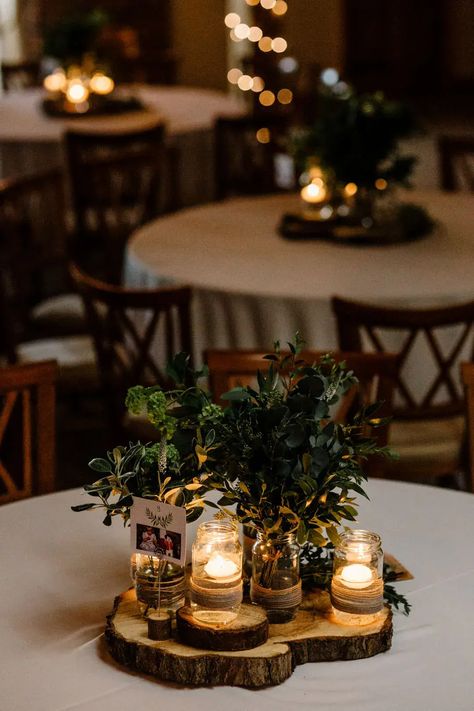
[0,360,57,504]
[438,135,474,192]
[332,296,474,486]
[65,124,165,283]
[214,115,293,200]
[460,362,474,493]
[205,348,399,478]
[0,168,85,343]
[70,263,192,435]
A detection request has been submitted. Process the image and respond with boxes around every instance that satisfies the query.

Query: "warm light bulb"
[256,127,271,144]
[234,23,250,39]
[277,88,293,104]
[237,74,253,91]
[272,0,288,15]
[259,90,275,106]
[261,0,276,8]
[227,68,242,84]
[224,13,241,29]
[375,178,388,190]
[89,72,114,95]
[248,26,263,42]
[344,182,358,197]
[66,81,89,104]
[258,36,273,52]
[251,76,265,92]
[271,37,287,53]
[43,70,67,93]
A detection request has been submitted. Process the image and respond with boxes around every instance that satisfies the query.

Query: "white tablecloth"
[0,480,473,710]
[125,190,474,363]
[0,85,243,205]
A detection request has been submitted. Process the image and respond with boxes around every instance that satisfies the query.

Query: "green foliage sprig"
[293,81,418,188]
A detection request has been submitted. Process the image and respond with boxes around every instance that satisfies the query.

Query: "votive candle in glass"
[331,529,384,625]
[190,520,242,626]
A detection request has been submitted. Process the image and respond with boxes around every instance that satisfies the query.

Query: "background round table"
[0,480,472,710]
[125,189,474,362]
[0,85,243,205]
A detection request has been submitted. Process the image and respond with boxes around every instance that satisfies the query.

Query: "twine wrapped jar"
[190,520,243,626]
[250,532,302,623]
[331,529,384,625]
[130,553,185,618]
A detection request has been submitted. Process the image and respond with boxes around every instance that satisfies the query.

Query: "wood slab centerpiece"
[105,588,393,689]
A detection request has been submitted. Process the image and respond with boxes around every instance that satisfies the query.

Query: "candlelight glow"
[340,563,373,588]
[43,70,67,93]
[66,81,89,104]
[89,72,114,95]
[204,554,239,580]
[301,181,327,204]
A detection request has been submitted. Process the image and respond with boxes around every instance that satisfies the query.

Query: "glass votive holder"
[330,529,384,626]
[190,520,243,626]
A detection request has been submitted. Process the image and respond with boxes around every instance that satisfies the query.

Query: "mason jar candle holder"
[130,553,186,618]
[190,520,243,626]
[330,529,384,626]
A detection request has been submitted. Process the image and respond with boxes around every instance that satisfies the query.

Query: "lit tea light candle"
[340,563,373,589]
[66,81,89,104]
[89,72,115,95]
[43,70,67,93]
[300,180,327,204]
[204,553,239,580]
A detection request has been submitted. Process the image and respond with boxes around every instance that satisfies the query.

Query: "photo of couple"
[136,523,181,561]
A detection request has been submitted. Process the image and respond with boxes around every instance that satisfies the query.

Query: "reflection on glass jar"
[190,520,243,626]
[131,553,185,618]
[250,532,302,623]
[330,529,384,625]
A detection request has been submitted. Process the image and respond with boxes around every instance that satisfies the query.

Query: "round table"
[125,190,474,360]
[0,85,243,205]
[0,480,472,710]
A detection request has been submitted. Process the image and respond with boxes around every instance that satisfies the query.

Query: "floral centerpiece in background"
[291,72,433,242]
[73,338,409,619]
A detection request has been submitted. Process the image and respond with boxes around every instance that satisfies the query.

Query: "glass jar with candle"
[131,553,186,617]
[250,533,302,623]
[331,529,384,625]
[190,520,243,625]
[299,158,333,219]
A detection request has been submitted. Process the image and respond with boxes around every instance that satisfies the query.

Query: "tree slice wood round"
[176,604,269,651]
[105,588,393,689]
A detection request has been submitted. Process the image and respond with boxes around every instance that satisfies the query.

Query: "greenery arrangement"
[43,10,109,64]
[294,81,418,189]
[73,337,409,614]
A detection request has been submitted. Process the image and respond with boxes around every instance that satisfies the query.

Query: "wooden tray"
[105,588,393,688]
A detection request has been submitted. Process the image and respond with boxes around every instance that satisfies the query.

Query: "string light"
[225,3,290,106]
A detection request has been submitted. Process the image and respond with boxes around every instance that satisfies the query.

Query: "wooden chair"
[332,296,474,487]
[0,360,57,504]
[1,61,40,92]
[0,168,85,342]
[438,136,474,192]
[214,115,293,200]
[205,348,399,478]
[460,362,474,493]
[70,263,192,435]
[65,124,165,283]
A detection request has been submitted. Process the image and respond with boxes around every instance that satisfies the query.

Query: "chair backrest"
[0,168,68,350]
[1,61,40,92]
[70,263,192,428]
[332,296,474,420]
[0,360,57,504]
[205,348,399,477]
[214,115,292,200]
[461,362,474,493]
[65,124,165,282]
[438,135,474,192]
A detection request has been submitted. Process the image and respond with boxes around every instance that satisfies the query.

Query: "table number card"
[130,496,186,567]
